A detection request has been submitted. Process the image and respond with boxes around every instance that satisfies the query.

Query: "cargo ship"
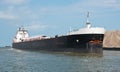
[12,12,105,54]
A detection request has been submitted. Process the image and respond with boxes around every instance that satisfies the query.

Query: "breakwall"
[103,30,120,48]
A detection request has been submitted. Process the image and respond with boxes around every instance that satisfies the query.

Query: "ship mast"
[86,12,91,28]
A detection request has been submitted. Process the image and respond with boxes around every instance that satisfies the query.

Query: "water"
[0,47,120,72]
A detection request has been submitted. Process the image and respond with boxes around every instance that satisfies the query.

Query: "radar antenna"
[86,12,91,28]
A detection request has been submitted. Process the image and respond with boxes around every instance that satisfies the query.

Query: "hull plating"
[12,34,104,54]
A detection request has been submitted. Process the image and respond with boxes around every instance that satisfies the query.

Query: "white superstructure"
[69,27,105,35]
[68,12,105,35]
[13,27,49,43]
[13,27,29,43]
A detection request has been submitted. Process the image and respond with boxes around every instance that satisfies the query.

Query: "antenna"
[86,11,91,28]
[87,11,89,18]
[21,25,25,31]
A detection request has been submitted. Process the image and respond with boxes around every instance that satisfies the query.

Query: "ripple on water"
[0,48,120,72]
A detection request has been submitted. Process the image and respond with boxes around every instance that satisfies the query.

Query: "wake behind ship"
[12,12,105,54]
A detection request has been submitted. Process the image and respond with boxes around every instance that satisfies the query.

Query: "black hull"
[12,34,104,54]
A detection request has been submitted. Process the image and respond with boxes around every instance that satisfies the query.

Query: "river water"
[0,47,120,72]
